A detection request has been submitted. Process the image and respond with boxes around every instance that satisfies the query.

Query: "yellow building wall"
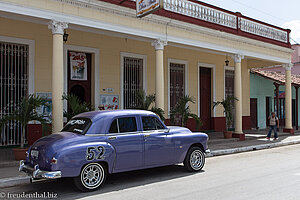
[0,17,252,118]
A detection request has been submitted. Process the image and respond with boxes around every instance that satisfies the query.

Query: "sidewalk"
[1,128,300,188]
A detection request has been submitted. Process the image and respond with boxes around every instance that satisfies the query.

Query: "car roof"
[74,109,157,121]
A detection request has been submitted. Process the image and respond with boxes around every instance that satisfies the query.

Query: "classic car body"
[19,110,209,191]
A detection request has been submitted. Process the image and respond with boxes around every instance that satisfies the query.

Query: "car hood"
[167,126,192,133]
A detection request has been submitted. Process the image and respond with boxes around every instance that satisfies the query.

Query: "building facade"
[0,0,293,146]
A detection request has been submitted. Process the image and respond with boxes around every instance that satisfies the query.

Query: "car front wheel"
[73,162,107,192]
[184,146,205,172]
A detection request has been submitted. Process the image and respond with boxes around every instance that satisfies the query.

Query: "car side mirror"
[164,128,170,133]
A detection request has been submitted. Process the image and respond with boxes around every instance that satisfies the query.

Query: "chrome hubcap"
[190,150,204,170]
[81,163,104,189]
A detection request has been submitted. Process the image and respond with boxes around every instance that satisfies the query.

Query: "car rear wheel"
[73,162,107,192]
[184,146,205,172]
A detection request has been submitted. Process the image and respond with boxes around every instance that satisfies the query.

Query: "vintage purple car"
[19,110,209,191]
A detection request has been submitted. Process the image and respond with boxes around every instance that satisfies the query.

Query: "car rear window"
[62,118,92,134]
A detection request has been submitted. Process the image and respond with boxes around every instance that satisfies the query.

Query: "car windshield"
[61,118,92,134]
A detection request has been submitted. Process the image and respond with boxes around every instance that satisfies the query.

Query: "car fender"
[51,142,116,177]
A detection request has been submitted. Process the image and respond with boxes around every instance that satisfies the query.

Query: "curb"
[206,139,300,157]
[0,176,30,188]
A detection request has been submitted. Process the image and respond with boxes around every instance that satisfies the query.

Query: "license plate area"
[30,150,39,159]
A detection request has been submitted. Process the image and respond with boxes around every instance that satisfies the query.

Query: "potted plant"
[1,95,50,160]
[213,96,238,138]
[170,95,202,131]
[62,93,94,121]
[129,90,165,121]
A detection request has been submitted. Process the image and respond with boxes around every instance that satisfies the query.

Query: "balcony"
[162,0,290,47]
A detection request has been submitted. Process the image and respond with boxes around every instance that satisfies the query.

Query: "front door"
[250,98,258,129]
[142,116,174,166]
[68,51,91,104]
[199,67,212,130]
[107,117,144,172]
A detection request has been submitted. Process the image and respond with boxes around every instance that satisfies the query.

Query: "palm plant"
[1,95,50,148]
[170,95,202,130]
[62,93,93,121]
[130,90,165,121]
[213,96,238,130]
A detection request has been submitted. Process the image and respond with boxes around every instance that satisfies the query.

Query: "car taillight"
[51,157,58,164]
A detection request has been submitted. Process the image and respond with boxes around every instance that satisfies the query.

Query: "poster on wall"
[69,52,88,81]
[100,94,119,110]
[35,92,52,121]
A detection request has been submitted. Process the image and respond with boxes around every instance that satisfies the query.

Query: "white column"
[152,39,167,111]
[284,63,293,130]
[231,54,244,135]
[48,20,68,133]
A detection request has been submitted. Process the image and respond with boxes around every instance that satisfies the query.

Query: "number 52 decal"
[86,146,105,161]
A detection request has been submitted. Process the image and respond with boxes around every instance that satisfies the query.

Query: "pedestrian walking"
[266,112,279,140]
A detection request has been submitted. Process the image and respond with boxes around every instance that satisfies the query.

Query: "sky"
[202,0,300,44]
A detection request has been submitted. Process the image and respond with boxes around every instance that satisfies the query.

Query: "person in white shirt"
[266,112,279,140]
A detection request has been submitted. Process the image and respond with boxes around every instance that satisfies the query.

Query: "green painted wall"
[250,73,300,129]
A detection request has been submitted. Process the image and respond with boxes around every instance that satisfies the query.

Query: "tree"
[1,95,50,148]
[129,90,165,121]
[212,96,238,130]
[170,95,202,130]
[62,93,93,121]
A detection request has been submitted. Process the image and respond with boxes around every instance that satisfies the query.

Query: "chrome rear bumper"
[19,160,61,179]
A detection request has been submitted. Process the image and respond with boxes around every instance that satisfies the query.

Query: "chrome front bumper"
[19,160,61,179]
[205,149,211,154]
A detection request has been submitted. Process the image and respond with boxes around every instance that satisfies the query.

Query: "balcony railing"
[163,0,237,29]
[162,0,289,45]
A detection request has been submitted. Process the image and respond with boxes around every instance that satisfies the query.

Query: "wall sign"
[69,52,88,81]
[100,94,119,110]
[136,0,163,18]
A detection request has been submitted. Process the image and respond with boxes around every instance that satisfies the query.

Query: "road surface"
[1,144,300,200]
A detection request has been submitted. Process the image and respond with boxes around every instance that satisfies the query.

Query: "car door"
[142,116,175,166]
[107,116,144,172]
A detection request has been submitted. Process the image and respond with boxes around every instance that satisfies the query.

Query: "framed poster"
[100,94,119,110]
[69,51,88,81]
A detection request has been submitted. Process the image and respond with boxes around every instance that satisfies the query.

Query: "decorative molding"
[48,20,68,35]
[152,39,167,51]
[0,1,292,63]
[231,54,244,63]
[283,63,293,71]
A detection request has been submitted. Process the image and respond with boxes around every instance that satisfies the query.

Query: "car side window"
[109,119,118,133]
[155,118,165,129]
[118,117,137,133]
[142,116,165,131]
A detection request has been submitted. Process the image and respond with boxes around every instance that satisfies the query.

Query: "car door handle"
[144,134,150,138]
[108,136,117,140]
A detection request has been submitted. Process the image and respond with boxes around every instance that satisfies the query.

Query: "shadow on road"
[12,165,204,199]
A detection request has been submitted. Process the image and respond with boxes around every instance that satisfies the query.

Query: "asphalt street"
[1,144,300,200]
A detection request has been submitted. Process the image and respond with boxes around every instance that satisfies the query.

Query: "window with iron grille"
[0,42,28,146]
[123,57,143,109]
[170,63,185,110]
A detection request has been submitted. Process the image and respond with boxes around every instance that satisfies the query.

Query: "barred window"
[123,57,143,109]
[0,42,28,146]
